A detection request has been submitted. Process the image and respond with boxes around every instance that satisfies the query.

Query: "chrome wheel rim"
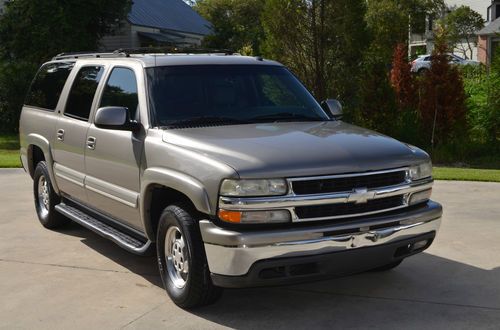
[165,226,189,289]
[37,175,50,217]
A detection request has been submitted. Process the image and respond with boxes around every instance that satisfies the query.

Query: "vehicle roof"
[50,54,283,68]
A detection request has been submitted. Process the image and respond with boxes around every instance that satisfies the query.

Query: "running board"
[55,203,152,255]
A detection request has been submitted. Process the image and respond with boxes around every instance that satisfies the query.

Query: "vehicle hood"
[162,121,428,178]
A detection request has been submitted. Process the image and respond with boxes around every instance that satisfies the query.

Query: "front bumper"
[200,201,442,287]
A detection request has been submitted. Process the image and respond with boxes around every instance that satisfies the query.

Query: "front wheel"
[156,204,222,308]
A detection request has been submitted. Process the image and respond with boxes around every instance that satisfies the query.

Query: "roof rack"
[115,46,237,56]
[52,47,238,60]
[52,51,126,60]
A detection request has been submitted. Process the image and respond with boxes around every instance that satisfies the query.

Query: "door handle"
[87,136,96,150]
[56,129,65,141]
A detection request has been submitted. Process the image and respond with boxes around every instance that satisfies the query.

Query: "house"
[477,0,500,65]
[100,0,212,51]
[408,0,492,60]
[0,0,10,15]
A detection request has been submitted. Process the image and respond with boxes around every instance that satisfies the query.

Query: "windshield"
[146,65,329,127]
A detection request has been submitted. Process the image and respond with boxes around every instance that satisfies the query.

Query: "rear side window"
[25,62,74,111]
[65,66,104,121]
[100,67,139,120]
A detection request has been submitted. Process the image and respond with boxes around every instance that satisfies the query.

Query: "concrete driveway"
[1,169,499,329]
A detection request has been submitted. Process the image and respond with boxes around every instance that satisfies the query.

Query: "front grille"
[295,196,405,220]
[292,171,407,195]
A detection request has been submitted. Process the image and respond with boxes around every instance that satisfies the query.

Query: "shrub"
[417,26,467,146]
[390,43,416,112]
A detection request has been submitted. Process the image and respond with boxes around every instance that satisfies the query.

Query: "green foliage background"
[0,0,497,168]
[0,0,131,133]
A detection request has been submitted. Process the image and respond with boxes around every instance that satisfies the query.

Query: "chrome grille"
[291,170,407,195]
[294,196,405,220]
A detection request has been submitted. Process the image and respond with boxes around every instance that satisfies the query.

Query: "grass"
[0,135,21,168]
[0,135,499,182]
[433,167,500,183]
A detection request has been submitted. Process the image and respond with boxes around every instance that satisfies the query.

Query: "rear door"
[84,66,144,229]
[52,64,105,203]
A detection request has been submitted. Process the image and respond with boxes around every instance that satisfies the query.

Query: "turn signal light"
[218,210,242,223]
[218,209,291,224]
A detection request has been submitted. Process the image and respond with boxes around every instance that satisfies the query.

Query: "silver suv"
[19,50,442,308]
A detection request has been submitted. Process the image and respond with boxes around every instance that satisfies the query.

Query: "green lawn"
[0,135,21,168]
[433,167,500,183]
[1,135,499,182]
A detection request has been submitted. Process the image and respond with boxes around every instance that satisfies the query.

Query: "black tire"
[371,259,403,272]
[33,161,68,229]
[156,204,222,308]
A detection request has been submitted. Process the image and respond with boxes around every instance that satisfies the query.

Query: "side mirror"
[321,99,343,120]
[94,106,140,131]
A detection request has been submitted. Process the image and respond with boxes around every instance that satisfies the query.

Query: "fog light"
[218,209,291,224]
[412,240,429,251]
[409,189,432,206]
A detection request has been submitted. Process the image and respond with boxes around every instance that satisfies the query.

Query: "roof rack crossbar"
[115,47,237,56]
[52,47,239,61]
[52,51,127,61]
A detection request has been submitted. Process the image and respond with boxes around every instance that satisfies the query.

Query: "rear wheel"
[33,161,68,229]
[156,204,222,308]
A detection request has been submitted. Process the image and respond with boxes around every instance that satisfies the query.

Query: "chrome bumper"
[200,201,442,276]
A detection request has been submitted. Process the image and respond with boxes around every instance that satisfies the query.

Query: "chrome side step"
[55,203,152,255]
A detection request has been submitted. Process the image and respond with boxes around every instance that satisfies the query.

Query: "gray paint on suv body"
[19,54,441,280]
[20,55,431,237]
[162,121,429,179]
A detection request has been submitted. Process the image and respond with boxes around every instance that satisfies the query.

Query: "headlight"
[409,161,432,180]
[220,179,287,197]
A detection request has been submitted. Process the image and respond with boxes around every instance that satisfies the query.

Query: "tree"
[365,0,446,63]
[0,0,131,133]
[418,26,467,146]
[390,43,416,111]
[444,6,485,60]
[195,0,266,55]
[261,0,368,102]
[357,0,445,135]
[0,0,131,63]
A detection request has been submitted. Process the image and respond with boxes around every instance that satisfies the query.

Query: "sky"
[445,0,492,19]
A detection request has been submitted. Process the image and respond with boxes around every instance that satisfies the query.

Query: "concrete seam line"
[280,288,500,311]
[120,301,168,329]
[0,258,160,277]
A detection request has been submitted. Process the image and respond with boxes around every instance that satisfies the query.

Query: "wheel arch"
[26,134,60,194]
[141,167,212,241]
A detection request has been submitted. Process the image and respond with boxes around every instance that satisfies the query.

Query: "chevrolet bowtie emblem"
[347,187,376,204]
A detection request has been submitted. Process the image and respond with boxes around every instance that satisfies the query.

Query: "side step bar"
[55,203,153,255]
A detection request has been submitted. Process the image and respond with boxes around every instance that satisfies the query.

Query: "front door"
[84,67,144,230]
[53,65,105,203]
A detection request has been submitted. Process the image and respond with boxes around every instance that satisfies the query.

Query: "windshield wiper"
[250,112,324,123]
[163,116,249,128]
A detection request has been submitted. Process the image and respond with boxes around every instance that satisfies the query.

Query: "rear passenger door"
[84,66,144,230]
[53,65,105,203]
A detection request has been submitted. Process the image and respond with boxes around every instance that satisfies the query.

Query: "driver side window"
[100,67,139,120]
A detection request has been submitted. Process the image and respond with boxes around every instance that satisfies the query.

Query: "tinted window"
[100,67,139,120]
[147,65,327,127]
[25,62,74,111]
[65,66,104,120]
